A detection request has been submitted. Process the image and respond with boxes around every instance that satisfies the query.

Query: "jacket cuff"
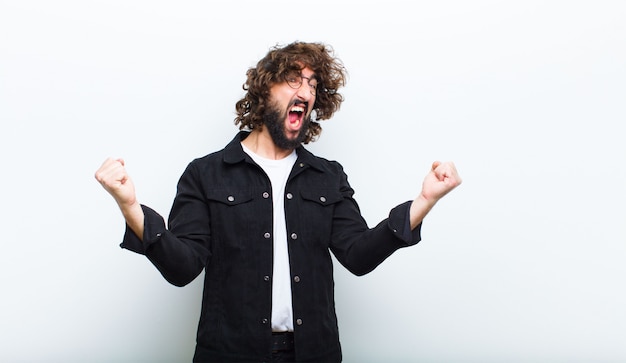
[119,204,166,254]
[387,201,422,246]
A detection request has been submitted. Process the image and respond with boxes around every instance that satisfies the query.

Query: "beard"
[262,103,311,150]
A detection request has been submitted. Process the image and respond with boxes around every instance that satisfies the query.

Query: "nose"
[296,82,315,100]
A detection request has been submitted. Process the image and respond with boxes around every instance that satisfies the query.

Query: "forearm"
[119,200,145,240]
[409,193,437,230]
[120,204,210,286]
[332,201,422,276]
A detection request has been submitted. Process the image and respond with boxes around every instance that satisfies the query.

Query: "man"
[95,41,462,362]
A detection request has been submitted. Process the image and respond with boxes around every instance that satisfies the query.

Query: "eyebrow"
[305,73,319,81]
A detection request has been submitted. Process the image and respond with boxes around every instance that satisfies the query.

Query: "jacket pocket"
[205,187,256,206]
[299,188,343,206]
[297,188,343,243]
[204,187,267,250]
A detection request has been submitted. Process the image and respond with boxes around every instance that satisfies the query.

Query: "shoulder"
[187,132,248,169]
[297,146,347,176]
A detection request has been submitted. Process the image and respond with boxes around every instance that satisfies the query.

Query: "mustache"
[291,100,309,111]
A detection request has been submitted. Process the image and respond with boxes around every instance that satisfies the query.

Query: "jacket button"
[227,195,235,202]
[319,196,326,203]
[262,318,268,324]
[293,276,300,283]
[264,232,271,239]
[290,233,298,240]
[264,275,270,282]
[296,319,303,326]
[299,163,304,168]
[263,191,270,198]
[286,192,293,200]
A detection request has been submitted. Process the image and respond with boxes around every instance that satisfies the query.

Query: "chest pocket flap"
[299,188,343,206]
[206,188,256,206]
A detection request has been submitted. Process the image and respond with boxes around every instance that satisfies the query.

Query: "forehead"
[290,66,317,79]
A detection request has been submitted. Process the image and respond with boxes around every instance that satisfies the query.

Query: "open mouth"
[288,104,306,129]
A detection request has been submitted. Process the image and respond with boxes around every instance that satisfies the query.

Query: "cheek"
[270,84,296,101]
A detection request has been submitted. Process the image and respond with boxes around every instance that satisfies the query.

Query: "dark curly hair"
[234,41,347,144]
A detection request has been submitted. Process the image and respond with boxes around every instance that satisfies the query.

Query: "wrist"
[409,194,436,230]
[417,192,437,210]
[119,201,145,240]
[119,200,143,222]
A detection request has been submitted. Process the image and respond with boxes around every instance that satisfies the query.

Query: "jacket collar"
[223,131,324,172]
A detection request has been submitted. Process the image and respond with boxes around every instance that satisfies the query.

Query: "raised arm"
[410,161,462,229]
[94,157,145,239]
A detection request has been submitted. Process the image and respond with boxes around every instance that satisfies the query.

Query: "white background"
[1,1,625,362]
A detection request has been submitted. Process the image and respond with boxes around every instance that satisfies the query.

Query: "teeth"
[290,106,305,113]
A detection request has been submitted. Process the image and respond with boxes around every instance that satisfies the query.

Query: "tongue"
[289,112,300,124]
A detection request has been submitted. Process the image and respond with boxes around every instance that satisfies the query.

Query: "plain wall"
[1,1,625,362]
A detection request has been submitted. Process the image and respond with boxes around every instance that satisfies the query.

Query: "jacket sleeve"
[120,162,211,287]
[328,164,422,276]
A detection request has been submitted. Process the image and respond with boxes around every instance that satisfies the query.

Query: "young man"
[95,42,462,363]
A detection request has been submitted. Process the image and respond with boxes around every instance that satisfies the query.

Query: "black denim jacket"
[121,132,422,362]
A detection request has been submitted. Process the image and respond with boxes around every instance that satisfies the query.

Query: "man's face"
[263,67,317,150]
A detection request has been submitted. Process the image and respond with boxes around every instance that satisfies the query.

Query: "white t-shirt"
[242,143,297,332]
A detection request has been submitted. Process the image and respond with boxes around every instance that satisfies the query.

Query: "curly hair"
[234,41,347,144]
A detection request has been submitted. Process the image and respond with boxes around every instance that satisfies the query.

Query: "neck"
[242,129,294,160]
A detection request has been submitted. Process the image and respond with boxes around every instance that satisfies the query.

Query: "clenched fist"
[410,161,462,229]
[422,161,462,203]
[95,157,144,238]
